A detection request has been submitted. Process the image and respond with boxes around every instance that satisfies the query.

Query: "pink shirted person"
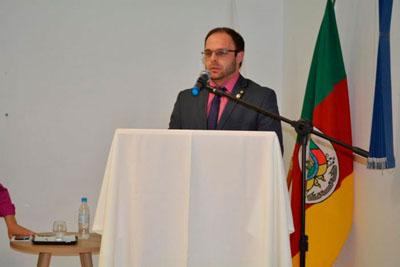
[0,183,34,238]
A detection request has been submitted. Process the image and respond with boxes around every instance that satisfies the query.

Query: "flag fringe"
[367,157,390,169]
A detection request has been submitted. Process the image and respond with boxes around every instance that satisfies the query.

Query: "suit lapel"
[197,89,209,129]
[217,75,248,129]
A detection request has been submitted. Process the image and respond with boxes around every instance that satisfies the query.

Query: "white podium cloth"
[93,129,293,267]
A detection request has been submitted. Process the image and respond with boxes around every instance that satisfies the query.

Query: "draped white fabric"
[93,129,293,267]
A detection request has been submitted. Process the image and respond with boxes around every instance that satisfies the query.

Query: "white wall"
[1,0,399,266]
[336,0,400,266]
[0,1,283,266]
[283,0,400,266]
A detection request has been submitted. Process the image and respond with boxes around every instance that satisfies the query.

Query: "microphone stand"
[204,86,369,267]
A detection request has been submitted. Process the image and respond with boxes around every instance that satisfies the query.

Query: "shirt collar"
[209,72,240,93]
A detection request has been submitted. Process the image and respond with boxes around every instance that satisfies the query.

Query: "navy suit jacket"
[169,75,283,153]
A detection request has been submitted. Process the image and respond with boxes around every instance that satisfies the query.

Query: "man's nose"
[210,52,218,61]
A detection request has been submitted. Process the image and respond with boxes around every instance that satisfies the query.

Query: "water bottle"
[78,197,90,239]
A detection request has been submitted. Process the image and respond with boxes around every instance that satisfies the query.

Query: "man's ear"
[236,51,244,66]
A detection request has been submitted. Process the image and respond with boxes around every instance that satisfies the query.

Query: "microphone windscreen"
[191,70,210,96]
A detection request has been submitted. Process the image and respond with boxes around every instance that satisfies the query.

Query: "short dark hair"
[204,27,245,52]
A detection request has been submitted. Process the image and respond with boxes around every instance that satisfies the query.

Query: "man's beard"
[208,61,237,83]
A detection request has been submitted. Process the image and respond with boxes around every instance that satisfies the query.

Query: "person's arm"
[169,91,183,129]
[257,89,284,154]
[1,184,34,238]
[4,215,34,238]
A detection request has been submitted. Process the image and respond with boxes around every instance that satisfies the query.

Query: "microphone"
[191,70,210,96]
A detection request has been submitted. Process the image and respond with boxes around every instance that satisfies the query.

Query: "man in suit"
[169,27,283,153]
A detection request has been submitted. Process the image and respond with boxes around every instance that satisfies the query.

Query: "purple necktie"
[207,88,226,129]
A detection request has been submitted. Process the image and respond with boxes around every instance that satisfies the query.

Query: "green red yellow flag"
[288,0,354,266]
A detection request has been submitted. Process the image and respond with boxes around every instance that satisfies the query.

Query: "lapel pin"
[236,90,245,99]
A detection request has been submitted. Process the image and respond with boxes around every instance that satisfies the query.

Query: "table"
[10,233,101,267]
[93,129,294,267]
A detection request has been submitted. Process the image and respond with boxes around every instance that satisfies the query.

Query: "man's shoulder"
[174,88,194,98]
[175,88,206,102]
[178,88,194,95]
[239,76,276,95]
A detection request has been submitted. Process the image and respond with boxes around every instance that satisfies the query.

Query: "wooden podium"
[93,129,293,267]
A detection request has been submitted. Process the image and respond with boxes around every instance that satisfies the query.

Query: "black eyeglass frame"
[201,48,238,58]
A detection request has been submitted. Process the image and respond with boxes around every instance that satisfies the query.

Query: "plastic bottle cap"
[81,197,88,203]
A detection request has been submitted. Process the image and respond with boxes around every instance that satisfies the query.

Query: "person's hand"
[4,215,35,239]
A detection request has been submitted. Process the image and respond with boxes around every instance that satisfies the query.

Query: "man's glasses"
[202,48,237,58]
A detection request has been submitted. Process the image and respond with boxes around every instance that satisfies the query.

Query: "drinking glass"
[52,220,67,240]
